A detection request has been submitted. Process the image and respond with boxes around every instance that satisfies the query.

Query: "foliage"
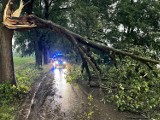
[66,65,99,120]
[110,0,160,51]
[69,0,100,37]
[66,64,84,83]
[14,56,35,68]
[0,81,22,102]
[15,65,40,93]
[0,58,42,120]
[14,29,43,56]
[101,56,160,119]
[66,48,160,119]
[74,94,98,120]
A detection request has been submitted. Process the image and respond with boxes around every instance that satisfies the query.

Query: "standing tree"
[0,1,16,85]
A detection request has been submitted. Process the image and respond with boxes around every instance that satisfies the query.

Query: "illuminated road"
[18,68,143,120]
[53,69,88,119]
[51,69,142,120]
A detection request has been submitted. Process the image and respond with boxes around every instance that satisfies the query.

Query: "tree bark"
[43,46,49,64]
[81,54,91,84]
[0,24,16,85]
[34,40,42,67]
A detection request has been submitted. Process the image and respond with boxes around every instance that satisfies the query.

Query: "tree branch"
[63,31,101,82]
[49,0,55,6]
[24,0,35,14]
[80,46,101,73]
[3,0,160,65]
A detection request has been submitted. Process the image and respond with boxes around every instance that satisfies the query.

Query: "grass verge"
[14,56,35,69]
[0,57,48,120]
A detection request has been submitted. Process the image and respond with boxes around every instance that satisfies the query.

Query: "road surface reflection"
[52,68,143,120]
[54,69,67,90]
[53,68,85,119]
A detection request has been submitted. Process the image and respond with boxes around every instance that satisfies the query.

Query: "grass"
[13,56,35,68]
[0,56,46,120]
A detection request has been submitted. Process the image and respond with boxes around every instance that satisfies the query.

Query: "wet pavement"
[18,68,144,120]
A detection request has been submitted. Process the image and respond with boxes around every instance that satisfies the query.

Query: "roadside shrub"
[16,66,40,93]
[0,81,22,120]
[66,64,84,83]
[0,64,41,120]
[0,81,21,101]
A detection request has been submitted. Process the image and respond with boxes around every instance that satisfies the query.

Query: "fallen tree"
[3,0,160,64]
[2,0,160,85]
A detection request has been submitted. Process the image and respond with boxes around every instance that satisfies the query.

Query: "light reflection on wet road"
[53,69,87,120]
[22,68,143,120]
[51,68,142,120]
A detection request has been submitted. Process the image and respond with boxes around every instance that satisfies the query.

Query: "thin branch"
[142,62,158,77]
[48,6,72,17]
[24,0,34,14]
[49,0,54,6]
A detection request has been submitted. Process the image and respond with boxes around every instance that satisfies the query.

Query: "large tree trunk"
[35,41,42,68]
[43,46,49,64]
[35,48,42,68]
[0,24,16,85]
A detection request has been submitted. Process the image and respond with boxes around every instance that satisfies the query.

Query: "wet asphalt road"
[18,68,143,120]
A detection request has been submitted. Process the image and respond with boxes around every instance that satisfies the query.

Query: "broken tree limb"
[3,0,13,23]
[3,0,160,64]
[63,32,101,83]
[78,45,101,81]
[4,15,160,64]
[80,45,101,73]
[3,0,101,81]
[12,0,25,17]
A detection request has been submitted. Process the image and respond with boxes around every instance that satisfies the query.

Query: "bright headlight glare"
[63,61,66,64]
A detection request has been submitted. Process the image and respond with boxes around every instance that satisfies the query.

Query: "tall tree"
[0,1,16,85]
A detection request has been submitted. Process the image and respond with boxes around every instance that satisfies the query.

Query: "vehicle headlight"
[63,61,66,64]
